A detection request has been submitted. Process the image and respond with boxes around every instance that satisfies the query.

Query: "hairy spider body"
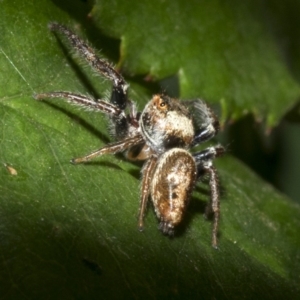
[140,95,195,153]
[35,23,224,248]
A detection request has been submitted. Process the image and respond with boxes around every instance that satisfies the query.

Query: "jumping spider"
[34,23,225,248]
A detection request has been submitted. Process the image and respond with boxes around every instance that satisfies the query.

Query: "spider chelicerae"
[34,23,225,248]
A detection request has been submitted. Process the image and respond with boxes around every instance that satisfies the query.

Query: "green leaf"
[94,0,300,127]
[1,0,300,299]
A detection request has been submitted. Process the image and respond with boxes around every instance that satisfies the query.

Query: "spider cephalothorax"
[35,23,224,248]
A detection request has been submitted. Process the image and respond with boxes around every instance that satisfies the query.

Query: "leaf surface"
[94,0,300,126]
[0,0,300,299]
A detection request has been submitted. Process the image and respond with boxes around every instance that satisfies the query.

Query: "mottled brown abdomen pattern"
[151,148,197,234]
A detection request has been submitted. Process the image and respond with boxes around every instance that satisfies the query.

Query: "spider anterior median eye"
[159,100,167,110]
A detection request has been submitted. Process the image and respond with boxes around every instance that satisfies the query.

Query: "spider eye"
[158,98,168,110]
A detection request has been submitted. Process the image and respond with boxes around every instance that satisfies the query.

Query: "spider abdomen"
[150,148,197,234]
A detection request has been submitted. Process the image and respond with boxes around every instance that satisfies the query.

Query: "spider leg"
[194,145,225,175]
[71,135,144,164]
[193,145,224,248]
[138,156,158,230]
[34,92,123,117]
[49,22,129,110]
[190,100,220,147]
[205,165,220,249]
[48,23,133,139]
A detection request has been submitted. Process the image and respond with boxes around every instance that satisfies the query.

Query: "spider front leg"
[34,92,128,137]
[194,145,224,248]
[34,91,143,163]
[48,23,132,139]
[34,92,123,115]
[49,22,129,109]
